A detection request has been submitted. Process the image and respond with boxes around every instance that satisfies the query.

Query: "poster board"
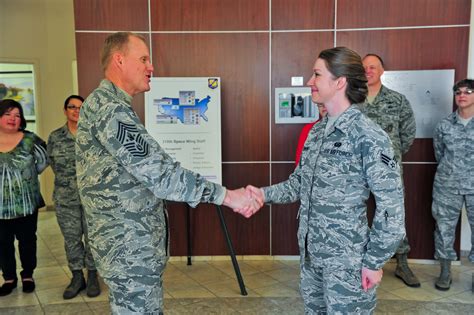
[381,70,455,138]
[145,77,222,185]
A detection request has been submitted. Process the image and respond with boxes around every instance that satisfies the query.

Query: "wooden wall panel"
[74,0,149,31]
[271,163,299,255]
[150,0,268,31]
[337,28,469,80]
[271,32,333,161]
[271,0,334,30]
[75,33,108,97]
[337,0,471,29]
[152,33,269,162]
[403,164,460,259]
[403,139,436,162]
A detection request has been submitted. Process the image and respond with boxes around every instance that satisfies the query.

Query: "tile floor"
[0,211,472,314]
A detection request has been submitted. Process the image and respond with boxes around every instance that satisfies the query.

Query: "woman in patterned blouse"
[0,99,48,296]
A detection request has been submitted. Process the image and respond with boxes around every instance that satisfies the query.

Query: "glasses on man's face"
[454,89,474,96]
[66,105,81,111]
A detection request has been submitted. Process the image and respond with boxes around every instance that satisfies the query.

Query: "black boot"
[0,279,17,296]
[63,270,86,299]
[86,270,101,297]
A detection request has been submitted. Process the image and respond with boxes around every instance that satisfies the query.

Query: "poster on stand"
[145,77,222,185]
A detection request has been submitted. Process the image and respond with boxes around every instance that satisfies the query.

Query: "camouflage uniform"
[432,112,474,261]
[263,105,405,314]
[76,79,226,314]
[360,85,416,255]
[48,124,96,272]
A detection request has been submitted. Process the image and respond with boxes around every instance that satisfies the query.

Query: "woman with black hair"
[0,99,48,296]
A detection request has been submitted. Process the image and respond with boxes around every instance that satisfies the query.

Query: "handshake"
[222,185,265,218]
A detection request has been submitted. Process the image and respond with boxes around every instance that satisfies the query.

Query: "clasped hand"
[223,185,264,218]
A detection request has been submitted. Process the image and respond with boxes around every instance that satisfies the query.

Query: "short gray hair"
[100,32,147,72]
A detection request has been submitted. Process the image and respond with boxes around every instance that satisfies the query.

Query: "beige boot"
[395,253,421,287]
[435,258,452,291]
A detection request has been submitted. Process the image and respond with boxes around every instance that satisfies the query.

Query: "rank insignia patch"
[381,153,397,169]
[208,78,219,89]
[116,121,149,157]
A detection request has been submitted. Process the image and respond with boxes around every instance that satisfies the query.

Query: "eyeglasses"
[454,89,474,96]
[66,105,81,111]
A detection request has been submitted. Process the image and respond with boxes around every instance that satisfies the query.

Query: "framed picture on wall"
[0,70,36,120]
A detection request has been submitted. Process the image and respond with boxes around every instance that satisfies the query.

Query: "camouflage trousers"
[432,186,474,261]
[395,175,410,255]
[56,204,96,271]
[105,261,166,314]
[395,236,410,255]
[300,256,377,314]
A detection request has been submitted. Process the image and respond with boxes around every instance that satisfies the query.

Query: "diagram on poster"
[381,70,454,138]
[145,77,222,184]
[154,91,211,125]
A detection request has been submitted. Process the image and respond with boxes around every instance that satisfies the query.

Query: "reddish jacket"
[295,121,318,166]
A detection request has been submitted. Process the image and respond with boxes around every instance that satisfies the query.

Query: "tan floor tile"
[244,260,287,272]
[389,285,445,302]
[279,259,300,269]
[36,258,61,268]
[163,274,200,291]
[378,273,408,291]
[167,285,216,298]
[35,286,85,305]
[202,278,260,298]
[177,263,233,285]
[283,278,301,291]
[264,267,300,282]
[80,281,109,303]
[240,273,280,290]
[253,283,300,297]
[34,273,70,291]
[208,260,260,278]
[42,302,92,314]
[0,290,40,308]
[171,261,209,272]
[377,288,407,300]
[222,297,284,314]
[445,290,474,304]
[32,266,67,280]
[163,269,190,283]
[87,301,111,314]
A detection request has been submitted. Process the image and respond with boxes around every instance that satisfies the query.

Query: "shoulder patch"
[381,153,397,169]
[116,121,149,157]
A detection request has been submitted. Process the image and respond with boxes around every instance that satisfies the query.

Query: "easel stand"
[186,204,248,296]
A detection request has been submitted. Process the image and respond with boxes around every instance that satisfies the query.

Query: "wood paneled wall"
[73,0,470,258]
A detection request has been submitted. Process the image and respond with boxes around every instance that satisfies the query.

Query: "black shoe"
[22,278,35,293]
[86,270,101,298]
[0,279,18,296]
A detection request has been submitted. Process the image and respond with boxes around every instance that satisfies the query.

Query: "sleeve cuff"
[213,185,226,205]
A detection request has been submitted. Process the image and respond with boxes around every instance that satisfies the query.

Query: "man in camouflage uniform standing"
[362,54,419,287]
[431,79,474,291]
[48,95,100,299]
[75,32,259,314]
